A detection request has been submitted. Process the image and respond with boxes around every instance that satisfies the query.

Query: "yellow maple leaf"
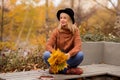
[48,49,68,74]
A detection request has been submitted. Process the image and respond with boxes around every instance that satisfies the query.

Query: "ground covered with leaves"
[0,47,47,73]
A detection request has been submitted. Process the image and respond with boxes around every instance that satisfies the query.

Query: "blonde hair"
[58,15,77,34]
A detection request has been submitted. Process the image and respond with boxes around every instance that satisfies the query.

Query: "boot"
[66,67,83,75]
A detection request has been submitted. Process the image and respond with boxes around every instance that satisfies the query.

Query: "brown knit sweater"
[46,28,82,57]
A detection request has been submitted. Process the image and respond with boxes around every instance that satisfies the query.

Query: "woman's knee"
[78,51,84,60]
[43,51,51,60]
[67,51,84,67]
[75,51,84,63]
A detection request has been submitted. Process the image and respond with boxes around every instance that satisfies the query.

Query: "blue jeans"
[43,51,84,68]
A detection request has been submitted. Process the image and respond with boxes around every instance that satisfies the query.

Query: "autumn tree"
[0,0,58,49]
[92,0,120,38]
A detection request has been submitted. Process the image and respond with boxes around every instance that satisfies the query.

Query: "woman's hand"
[65,53,70,60]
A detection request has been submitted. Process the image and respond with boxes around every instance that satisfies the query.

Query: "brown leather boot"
[66,68,83,75]
[49,67,54,74]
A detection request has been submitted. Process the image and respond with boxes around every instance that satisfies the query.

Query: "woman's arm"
[46,29,58,53]
[68,29,82,57]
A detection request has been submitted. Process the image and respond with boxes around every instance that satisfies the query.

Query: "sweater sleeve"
[46,29,57,52]
[68,29,82,57]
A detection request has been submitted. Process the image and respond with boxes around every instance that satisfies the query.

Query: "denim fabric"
[43,51,84,68]
[42,51,51,67]
[43,51,84,74]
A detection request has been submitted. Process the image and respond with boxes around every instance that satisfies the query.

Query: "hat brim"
[57,9,75,24]
[57,10,65,20]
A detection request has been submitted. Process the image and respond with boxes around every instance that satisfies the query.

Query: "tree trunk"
[71,0,74,9]
[45,0,49,39]
[46,0,48,25]
[1,0,4,42]
[25,20,34,44]
[15,8,29,47]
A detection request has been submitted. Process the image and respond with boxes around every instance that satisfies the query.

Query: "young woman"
[43,8,84,74]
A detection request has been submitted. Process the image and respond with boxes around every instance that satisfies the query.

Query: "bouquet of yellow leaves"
[48,49,68,74]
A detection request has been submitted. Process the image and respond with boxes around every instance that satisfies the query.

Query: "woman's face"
[60,13,70,27]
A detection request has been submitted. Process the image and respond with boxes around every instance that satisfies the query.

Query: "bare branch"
[93,0,116,13]
[108,0,118,11]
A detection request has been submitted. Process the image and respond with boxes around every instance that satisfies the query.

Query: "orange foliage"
[30,34,46,46]
[0,42,16,51]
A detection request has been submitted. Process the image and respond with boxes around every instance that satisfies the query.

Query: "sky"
[15,0,118,8]
[15,0,62,7]
[51,0,61,7]
[38,0,61,7]
[39,0,118,8]
[108,0,118,8]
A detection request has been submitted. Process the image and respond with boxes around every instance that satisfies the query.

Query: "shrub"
[0,48,47,73]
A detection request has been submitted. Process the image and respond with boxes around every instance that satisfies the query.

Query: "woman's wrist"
[66,53,70,59]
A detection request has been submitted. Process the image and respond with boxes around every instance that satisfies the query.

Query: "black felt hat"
[57,8,75,24]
